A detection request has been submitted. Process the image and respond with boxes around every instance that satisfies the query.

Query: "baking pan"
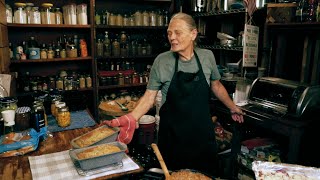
[70,125,119,148]
[69,141,127,170]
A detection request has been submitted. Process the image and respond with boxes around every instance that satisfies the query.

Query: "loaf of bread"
[76,144,121,160]
[74,127,115,148]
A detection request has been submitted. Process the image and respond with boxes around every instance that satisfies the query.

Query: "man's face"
[167,19,196,53]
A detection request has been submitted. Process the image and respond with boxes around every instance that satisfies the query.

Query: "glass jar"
[142,11,149,26]
[41,3,55,24]
[64,76,74,90]
[85,75,92,88]
[56,77,64,90]
[109,13,116,25]
[77,4,88,25]
[134,10,142,26]
[132,72,139,84]
[0,97,18,112]
[79,75,86,89]
[118,73,124,85]
[55,8,63,24]
[129,14,135,26]
[57,106,70,127]
[15,106,31,131]
[40,46,47,59]
[112,39,120,57]
[14,2,27,24]
[25,3,34,24]
[116,14,123,26]
[123,14,129,26]
[51,98,60,117]
[157,10,164,26]
[62,3,76,25]
[96,39,103,57]
[60,49,66,58]
[6,4,13,23]
[149,11,157,26]
[30,7,41,24]
[47,46,54,59]
[54,102,66,120]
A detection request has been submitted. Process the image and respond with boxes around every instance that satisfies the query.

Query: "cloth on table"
[28,150,140,180]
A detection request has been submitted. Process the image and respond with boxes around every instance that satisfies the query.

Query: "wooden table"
[0,125,144,180]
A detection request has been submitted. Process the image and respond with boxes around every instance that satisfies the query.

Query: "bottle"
[103,31,111,57]
[28,36,40,59]
[85,75,92,88]
[40,43,48,59]
[96,39,103,57]
[95,12,101,25]
[316,2,320,22]
[80,39,88,57]
[112,38,120,57]
[73,35,80,57]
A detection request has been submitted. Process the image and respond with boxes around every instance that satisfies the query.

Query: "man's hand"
[230,107,245,123]
[101,113,137,144]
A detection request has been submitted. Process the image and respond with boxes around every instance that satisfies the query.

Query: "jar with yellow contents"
[54,101,65,119]
[57,106,71,127]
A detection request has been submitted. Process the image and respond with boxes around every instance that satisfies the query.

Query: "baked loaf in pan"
[73,126,116,148]
[76,144,121,160]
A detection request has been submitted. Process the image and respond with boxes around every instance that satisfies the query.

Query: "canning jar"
[79,75,86,89]
[51,97,61,117]
[62,3,77,25]
[25,3,34,24]
[41,3,55,24]
[56,77,64,90]
[14,2,27,24]
[57,106,70,127]
[0,97,18,112]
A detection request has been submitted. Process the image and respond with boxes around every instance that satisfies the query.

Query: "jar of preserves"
[51,98,60,117]
[41,3,55,24]
[15,106,31,131]
[14,2,27,24]
[124,75,131,84]
[57,106,70,127]
[132,72,139,84]
[54,102,65,120]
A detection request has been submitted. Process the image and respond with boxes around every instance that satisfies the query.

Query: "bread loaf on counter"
[76,144,121,160]
[74,127,115,148]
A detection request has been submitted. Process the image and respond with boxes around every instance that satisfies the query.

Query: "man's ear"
[191,29,198,41]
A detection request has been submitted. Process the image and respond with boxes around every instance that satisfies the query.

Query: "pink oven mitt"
[101,113,137,144]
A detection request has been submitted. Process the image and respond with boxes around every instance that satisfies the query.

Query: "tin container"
[69,141,127,170]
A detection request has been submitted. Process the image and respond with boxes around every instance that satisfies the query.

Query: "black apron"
[158,52,217,176]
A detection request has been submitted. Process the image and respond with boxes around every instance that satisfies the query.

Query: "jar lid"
[56,102,66,108]
[58,106,69,112]
[41,3,53,8]
[16,106,31,114]
[14,2,27,7]
[139,115,155,124]
[0,97,18,104]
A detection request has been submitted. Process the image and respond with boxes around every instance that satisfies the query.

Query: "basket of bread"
[69,141,127,170]
[99,99,137,117]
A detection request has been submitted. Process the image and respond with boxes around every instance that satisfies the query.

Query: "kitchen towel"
[48,110,96,132]
[29,150,140,180]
